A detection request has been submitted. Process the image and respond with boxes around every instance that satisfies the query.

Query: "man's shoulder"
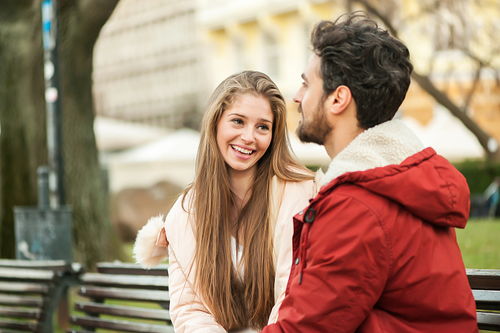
[314,183,400,230]
[322,182,392,208]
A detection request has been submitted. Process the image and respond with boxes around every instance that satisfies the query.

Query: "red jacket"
[262,148,477,333]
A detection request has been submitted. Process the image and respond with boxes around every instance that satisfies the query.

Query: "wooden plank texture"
[0,294,44,307]
[0,281,49,294]
[97,262,168,276]
[81,273,168,289]
[0,306,41,319]
[71,316,174,333]
[79,286,169,303]
[467,269,500,290]
[0,267,55,281]
[75,301,170,321]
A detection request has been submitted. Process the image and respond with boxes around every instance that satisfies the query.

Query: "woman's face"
[216,93,274,177]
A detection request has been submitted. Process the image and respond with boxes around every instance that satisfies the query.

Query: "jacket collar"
[319,119,424,188]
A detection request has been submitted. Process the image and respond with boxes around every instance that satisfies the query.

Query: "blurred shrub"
[454,159,500,194]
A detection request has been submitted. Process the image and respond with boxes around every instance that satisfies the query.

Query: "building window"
[263,31,279,78]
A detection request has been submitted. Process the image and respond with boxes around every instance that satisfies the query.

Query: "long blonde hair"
[184,71,312,330]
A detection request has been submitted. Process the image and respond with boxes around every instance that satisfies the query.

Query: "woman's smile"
[216,94,273,175]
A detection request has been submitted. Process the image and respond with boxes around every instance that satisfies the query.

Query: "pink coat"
[134,176,316,333]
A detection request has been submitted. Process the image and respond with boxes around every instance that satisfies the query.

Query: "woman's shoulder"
[278,173,318,196]
[269,176,316,212]
[164,192,192,230]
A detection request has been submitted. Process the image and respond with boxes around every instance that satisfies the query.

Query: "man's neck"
[324,122,364,159]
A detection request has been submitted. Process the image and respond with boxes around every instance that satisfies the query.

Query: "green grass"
[456,218,500,269]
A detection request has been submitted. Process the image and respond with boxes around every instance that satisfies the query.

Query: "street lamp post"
[42,0,65,208]
[13,0,72,263]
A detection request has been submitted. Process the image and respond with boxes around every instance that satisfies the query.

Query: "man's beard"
[296,104,331,145]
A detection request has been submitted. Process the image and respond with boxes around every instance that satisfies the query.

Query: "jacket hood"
[318,120,470,228]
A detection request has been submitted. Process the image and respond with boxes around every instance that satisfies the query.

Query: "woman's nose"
[240,127,255,143]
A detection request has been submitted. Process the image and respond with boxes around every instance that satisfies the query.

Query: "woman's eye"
[258,124,270,131]
[231,118,243,125]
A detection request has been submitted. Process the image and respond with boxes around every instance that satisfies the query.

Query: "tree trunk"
[58,0,122,268]
[0,0,122,267]
[0,1,47,257]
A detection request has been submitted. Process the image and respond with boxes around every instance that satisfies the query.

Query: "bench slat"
[0,267,56,281]
[0,259,69,271]
[477,311,500,331]
[0,318,39,331]
[75,301,171,321]
[473,290,500,311]
[79,286,169,303]
[0,294,44,307]
[0,307,41,319]
[0,281,49,294]
[81,273,168,290]
[467,269,500,290]
[97,262,168,276]
[71,316,174,333]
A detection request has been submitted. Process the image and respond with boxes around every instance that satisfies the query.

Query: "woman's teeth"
[231,145,253,155]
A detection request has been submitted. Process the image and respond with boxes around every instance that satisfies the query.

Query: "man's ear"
[325,85,352,115]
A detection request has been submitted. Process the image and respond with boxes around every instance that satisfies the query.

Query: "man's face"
[294,54,332,145]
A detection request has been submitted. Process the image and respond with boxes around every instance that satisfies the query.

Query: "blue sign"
[42,0,55,51]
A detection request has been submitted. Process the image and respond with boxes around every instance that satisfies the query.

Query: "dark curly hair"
[311,13,413,129]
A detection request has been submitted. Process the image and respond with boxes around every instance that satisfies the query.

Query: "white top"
[231,237,244,278]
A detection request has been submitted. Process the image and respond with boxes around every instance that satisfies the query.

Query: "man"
[261,13,477,333]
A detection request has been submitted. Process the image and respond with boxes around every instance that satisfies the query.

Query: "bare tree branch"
[463,61,483,111]
[353,0,498,159]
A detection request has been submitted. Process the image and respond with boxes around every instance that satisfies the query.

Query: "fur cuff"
[133,215,168,268]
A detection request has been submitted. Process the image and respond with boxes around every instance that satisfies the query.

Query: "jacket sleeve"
[165,198,227,333]
[262,193,391,333]
[133,215,168,268]
[267,179,316,324]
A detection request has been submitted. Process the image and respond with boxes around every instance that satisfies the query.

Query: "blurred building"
[92,0,499,162]
[93,0,204,129]
[92,0,498,238]
[197,0,499,161]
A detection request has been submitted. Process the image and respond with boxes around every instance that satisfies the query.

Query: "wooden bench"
[0,259,82,333]
[467,268,500,331]
[67,263,498,332]
[69,261,173,332]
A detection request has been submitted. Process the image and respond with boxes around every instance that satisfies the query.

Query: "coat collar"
[319,119,425,188]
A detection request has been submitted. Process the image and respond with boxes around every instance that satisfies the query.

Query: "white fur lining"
[319,119,424,187]
[133,215,168,268]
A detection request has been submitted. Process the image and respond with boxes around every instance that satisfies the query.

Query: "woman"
[133,71,316,332]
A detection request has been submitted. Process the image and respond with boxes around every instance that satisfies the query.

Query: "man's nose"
[293,91,302,104]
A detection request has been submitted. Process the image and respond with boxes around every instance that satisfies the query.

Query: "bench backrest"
[70,261,173,333]
[68,263,499,332]
[467,268,500,331]
[0,259,81,333]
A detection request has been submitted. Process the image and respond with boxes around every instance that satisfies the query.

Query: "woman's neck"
[229,167,256,208]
